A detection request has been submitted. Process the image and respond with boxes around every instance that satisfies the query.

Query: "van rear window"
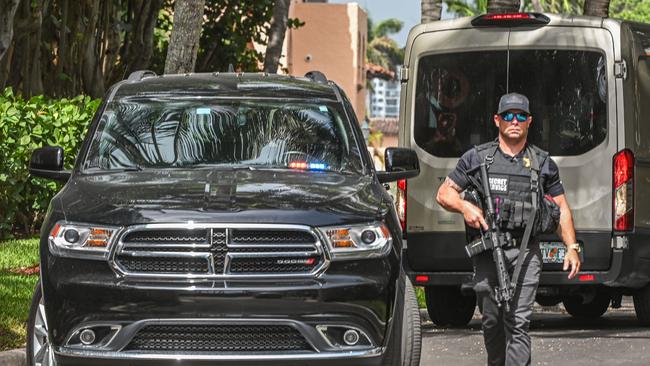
[414,50,607,157]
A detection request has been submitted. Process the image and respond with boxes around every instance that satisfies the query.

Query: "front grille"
[124,324,312,353]
[112,225,324,277]
[123,230,208,244]
[230,257,320,273]
[231,230,315,244]
[119,257,209,273]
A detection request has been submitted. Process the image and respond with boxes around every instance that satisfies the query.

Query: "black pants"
[472,244,542,366]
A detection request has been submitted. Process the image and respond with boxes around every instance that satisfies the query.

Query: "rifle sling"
[510,146,540,289]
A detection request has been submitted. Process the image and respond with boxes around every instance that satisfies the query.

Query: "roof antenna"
[228,64,235,73]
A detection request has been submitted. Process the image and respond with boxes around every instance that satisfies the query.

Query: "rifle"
[465,162,514,312]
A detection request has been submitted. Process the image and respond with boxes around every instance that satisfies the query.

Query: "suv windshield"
[414,49,608,157]
[83,98,364,174]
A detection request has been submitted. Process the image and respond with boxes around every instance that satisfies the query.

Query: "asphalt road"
[420,297,650,366]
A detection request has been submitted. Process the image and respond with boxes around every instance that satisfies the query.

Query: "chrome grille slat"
[122,243,212,249]
[111,224,327,278]
[120,251,212,258]
[227,252,317,258]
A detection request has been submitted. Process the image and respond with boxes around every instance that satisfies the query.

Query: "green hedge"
[0,88,101,239]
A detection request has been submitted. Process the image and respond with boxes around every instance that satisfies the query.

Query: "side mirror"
[29,146,71,182]
[376,147,420,183]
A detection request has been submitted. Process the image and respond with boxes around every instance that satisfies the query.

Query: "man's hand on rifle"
[462,201,488,231]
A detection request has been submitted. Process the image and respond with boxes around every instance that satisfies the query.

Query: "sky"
[329,0,456,47]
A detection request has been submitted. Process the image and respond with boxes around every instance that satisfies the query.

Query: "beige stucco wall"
[284,1,367,122]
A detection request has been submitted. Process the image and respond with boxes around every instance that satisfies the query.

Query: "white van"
[398,13,650,325]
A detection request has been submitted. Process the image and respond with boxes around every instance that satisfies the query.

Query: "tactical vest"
[475,141,547,237]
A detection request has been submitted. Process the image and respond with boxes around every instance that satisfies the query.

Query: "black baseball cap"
[497,92,530,114]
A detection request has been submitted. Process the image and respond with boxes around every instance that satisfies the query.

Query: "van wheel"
[383,276,422,366]
[27,280,58,366]
[425,286,475,327]
[562,290,610,319]
[536,295,561,307]
[633,283,650,325]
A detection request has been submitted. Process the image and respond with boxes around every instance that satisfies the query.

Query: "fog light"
[343,329,360,346]
[360,230,376,245]
[79,329,96,345]
[64,229,80,243]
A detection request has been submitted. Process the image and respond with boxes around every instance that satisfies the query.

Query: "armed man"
[436,93,582,366]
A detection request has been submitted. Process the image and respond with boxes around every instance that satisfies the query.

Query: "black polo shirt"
[448,145,565,197]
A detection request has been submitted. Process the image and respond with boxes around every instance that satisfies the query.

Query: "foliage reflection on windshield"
[83,98,363,174]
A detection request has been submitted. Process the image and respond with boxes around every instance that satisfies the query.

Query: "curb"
[0,348,26,366]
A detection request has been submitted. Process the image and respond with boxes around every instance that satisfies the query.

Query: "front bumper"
[55,346,384,366]
[42,254,398,365]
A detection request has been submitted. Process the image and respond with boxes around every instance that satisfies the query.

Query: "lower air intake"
[124,324,313,353]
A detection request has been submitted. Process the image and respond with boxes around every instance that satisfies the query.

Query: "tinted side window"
[414,51,507,157]
[414,50,607,157]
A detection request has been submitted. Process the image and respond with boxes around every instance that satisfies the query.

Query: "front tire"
[425,286,476,327]
[383,276,422,366]
[27,280,57,366]
[633,283,650,325]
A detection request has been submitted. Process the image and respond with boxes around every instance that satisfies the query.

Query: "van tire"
[383,276,422,366]
[633,284,650,325]
[562,290,610,319]
[425,286,476,327]
[536,295,561,307]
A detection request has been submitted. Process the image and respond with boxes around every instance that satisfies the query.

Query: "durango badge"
[276,258,316,265]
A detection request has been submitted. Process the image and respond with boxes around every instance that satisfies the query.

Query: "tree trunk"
[583,0,610,17]
[0,0,20,62]
[487,0,520,13]
[421,0,442,23]
[263,0,290,73]
[165,0,206,74]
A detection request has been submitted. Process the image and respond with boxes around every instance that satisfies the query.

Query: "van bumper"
[406,249,626,286]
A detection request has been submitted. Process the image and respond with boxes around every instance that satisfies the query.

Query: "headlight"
[49,222,119,260]
[318,223,392,260]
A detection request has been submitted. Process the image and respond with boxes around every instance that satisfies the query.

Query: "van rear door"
[507,26,616,270]
[404,27,509,271]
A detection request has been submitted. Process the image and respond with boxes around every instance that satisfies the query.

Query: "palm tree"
[583,0,610,17]
[445,0,488,16]
[487,0,521,13]
[263,0,291,73]
[521,0,583,14]
[367,18,404,74]
[421,0,443,23]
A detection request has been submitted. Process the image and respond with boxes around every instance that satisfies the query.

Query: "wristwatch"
[566,243,581,253]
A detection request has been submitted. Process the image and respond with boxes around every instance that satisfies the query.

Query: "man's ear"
[493,114,500,128]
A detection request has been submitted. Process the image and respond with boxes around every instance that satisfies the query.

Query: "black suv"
[26,71,421,366]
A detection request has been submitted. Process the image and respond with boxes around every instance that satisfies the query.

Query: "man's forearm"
[436,177,465,214]
[555,197,577,246]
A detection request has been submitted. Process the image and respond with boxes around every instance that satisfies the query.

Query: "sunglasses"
[499,112,530,123]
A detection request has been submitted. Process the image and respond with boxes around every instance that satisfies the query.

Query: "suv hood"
[57,169,388,227]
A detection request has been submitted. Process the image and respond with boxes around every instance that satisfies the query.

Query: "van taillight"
[396,179,407,233]
[471,13,550,27]
[613,149,634,232]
